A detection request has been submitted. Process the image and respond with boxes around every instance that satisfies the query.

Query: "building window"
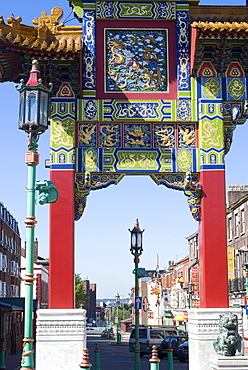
[241,209,245,234]
[228,217,232,240]
[235,213,239,237]
[2,255,7,273]
[193,236,198,258]
[1,282,6,297]
[11,261,15,277]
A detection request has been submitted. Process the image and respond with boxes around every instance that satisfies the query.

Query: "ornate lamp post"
[242,250,248,341]
[129,219,144,370]
[115,292,121,344]
[16,60,58,370]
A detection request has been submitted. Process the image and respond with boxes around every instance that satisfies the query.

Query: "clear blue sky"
[0,0,247,299]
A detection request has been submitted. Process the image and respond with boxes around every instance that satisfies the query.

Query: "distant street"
[87,328,189,370]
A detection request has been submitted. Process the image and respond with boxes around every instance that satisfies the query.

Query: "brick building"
[226,185,248,307]
[0,202,21,298]
[0,202,22,355]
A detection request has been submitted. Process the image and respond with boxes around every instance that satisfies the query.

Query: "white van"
[128,326,186,356]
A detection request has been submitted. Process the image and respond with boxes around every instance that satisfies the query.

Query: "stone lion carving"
[213,312,242,356]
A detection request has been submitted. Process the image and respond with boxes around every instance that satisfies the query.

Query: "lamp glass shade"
[39,90,49,128]
[137,234,142,247]
[18,91,25,129]
[131,234,136,247]
[18,88,49,132]
[25,90,38,125]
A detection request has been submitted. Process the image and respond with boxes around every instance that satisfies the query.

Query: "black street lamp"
[18,60,51,134]
[129,219,144,370]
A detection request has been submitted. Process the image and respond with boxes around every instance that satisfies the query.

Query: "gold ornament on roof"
[32,7,64,32]
[0,7,82,53]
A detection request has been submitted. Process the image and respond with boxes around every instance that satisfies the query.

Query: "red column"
[199,170,229,308]
[49,170,75,308]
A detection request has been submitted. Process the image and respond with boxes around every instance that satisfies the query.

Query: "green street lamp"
[115,292,121,344]
[242,250,248,341]
[16,60,58,370]
[129,219,144,370]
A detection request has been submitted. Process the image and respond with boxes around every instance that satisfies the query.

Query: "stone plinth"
[36,309,87,370]
[188,308,243,370]
[209,354,248,369]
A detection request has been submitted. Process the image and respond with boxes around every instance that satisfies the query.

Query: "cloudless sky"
[0,0,247,299]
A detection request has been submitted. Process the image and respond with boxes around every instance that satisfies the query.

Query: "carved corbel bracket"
[184,171,202,221]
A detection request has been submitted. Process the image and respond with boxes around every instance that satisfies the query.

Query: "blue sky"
[0,0,247,298]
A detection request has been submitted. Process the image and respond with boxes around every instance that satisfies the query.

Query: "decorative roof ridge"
[0,7,82,53]
[191,20,248,33]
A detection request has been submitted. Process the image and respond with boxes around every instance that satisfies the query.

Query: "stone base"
[188,308,243,370]
[209,354,248,369]
[35,309,87,370]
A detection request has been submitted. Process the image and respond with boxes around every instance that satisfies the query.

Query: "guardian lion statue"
[213,312,242,356]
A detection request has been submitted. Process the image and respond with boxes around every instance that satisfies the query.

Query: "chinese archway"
[0,1,247,309]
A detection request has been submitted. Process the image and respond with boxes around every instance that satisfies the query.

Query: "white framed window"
[241,209,245,234]
[228,217,232,240]
[2,282,6,297]
[193,236,198,258]
[2,255,7,272]
[15,262,19,277]
[10,285,18,297]
[235,213,239,237]
[11,261,15,276]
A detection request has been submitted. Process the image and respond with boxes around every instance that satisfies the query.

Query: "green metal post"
[115,294,121,344]
[94,343,100,370]
[167,342,174,370]
[149,346,160,370]
[0,343,5,370]
[116,298,119,343]
[20,136,38,370]
[0,311,5,370]
[129,219,144,370]
[134,253,140,370]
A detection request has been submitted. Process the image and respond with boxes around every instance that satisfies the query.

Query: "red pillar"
[199,170,229,308]
[49,170,75,308]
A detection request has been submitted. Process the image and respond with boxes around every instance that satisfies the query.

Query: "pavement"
[5,349,22,370]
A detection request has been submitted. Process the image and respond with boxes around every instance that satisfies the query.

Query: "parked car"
[101,328,114,339]
[177,340,189,362]
[157,335,188,359]
[129,326,184,357]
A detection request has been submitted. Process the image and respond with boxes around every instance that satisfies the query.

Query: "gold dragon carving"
[107,34,163,90]
[79,124,95,145]
[155,126,175,147]
[100,124,119,147]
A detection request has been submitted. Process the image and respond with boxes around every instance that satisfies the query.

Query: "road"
[86,328,189,370]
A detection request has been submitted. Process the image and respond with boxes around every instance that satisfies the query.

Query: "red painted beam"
[199,170,229,308]
[49,170,75,309]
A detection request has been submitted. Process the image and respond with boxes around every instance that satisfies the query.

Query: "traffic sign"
[135,297,142,310]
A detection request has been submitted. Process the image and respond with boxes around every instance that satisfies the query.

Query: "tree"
[75,273,89,309]
[112,303,132,323]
